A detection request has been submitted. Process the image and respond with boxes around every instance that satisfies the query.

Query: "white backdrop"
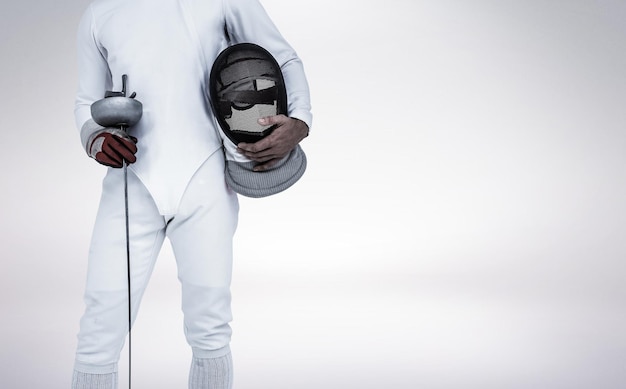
[1,0,625,388]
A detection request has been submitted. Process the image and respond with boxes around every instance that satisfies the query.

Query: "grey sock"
[189,352,233,389]
[71,370,118,389]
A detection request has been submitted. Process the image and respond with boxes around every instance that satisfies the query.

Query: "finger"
[240,139,290,160]
[237,137,272,153]
[238,147,278,161]
[102,139,135,165]
[114,135,138,154]
[249,154,280,163]
[95,151,123,168]
[253,158,280,172]
[110,143,136,164]
[101,141,124,165]
[111,136,137,163]
[258,114,287,127]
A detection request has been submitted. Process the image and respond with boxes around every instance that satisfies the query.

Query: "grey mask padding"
[210,43,307,198]
[225,145,307,198]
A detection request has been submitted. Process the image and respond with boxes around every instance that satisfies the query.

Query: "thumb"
[258,114,286,127]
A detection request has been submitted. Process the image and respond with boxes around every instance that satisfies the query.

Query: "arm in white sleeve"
[223,0,312,130]
[75,4,112,152]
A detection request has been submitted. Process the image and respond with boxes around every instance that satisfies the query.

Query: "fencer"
[71,0,312,388]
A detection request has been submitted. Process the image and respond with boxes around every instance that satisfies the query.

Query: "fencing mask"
[209,43,307,198]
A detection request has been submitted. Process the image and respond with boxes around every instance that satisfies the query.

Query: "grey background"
[1,0,625,388]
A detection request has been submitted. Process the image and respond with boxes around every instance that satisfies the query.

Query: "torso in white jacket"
[75,0,312,215]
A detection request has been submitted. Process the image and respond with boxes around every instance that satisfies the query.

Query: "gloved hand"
[87,127,138,168]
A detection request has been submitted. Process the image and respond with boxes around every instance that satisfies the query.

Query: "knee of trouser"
[76,290,129,369]
[181,285,233,351]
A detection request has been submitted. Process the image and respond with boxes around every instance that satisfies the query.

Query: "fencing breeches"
[73,151,239,379]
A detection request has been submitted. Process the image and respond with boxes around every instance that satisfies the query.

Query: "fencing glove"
[81,119,138,168]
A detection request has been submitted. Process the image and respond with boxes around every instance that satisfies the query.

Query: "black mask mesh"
[209,43,288,144]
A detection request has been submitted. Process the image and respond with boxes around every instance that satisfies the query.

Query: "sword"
[91,74,142,389]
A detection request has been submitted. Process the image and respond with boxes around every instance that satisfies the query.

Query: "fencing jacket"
[75,0,312,215]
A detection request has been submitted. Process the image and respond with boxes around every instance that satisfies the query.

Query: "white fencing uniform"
[73,0,312,379]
